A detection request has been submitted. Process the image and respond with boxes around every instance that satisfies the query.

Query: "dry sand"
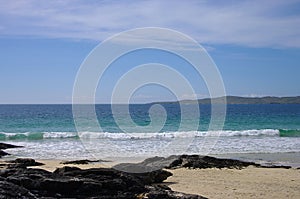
[164,166,300,199]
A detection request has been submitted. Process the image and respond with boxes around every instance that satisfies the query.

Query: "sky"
[0,0,300,104]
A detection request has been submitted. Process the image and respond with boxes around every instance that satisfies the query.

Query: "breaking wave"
[0,129,299,140]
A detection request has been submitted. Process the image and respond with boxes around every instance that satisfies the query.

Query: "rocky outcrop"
[61,159,110,165]
[139,185,205,199]
[113,156,179,173]
[0,150,9,158]
[1,154,290,198]
[164,155,292,170]
[6,158,44,168]
[0,143,22,158]
[0,161,205,199]
[165,155,260,169]
[0,143,22,150]
[114,154,293,172]
[114,155,260,172]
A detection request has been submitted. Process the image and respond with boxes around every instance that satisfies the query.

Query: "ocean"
[1,104,300,165]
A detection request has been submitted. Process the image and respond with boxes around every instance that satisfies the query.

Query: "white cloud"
[241,94,268,98]
[0,0,299,48]
[180,93,209,100]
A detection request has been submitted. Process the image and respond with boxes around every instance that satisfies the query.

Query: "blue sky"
[0,0,299,104]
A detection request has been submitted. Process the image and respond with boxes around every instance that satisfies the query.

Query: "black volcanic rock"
[165,155,260,169]
[0,150,9,158]
[0,142,23,158]
[6,158,44,168]
[163,155,293,170]
[132,169,173,185]
[140,185,207,199]
[0,180,37,199]
[113,156,179,173]
[0,143,23,150]
[61,159,110,165]
[114,155,260,171]
[0,161,204,199]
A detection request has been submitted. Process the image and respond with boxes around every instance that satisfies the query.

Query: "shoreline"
[2,150,300,169]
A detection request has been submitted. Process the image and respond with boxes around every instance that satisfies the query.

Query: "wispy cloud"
[0,0,299,48]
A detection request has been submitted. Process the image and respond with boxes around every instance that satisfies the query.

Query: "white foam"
[0,131,78,140]
[43,132,78,138]
[0,129,280,140]
[77,129,280,139]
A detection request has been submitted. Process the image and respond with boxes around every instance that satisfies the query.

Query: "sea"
[1,104,299,166]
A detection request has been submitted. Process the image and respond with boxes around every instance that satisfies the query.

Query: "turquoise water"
[0,104,299,136]
[0,104,299,160]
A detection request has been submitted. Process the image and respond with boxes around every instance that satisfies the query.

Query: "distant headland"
[155,96,300,104]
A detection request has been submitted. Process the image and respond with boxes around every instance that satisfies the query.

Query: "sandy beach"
[165,167,300,199]
[1,157,299,199]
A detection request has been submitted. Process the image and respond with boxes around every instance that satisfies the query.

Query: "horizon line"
[0,95,299,105]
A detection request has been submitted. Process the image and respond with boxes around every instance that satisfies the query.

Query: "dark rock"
[114,154,261,172]
[132,169,173,184]
[3,154,272,198]
[53,166,147,193]
[53,166,82,175]
[0,143,23,150]
[0,142,22,158]
[39,178,84,195]
[0,150,9,158]
[113,155,179,173]
[6,158,44,168]
[118,154,295,171]
[141,185,207,199]
[61,159,110,165]
[0,180,36,199]
[164,155,294,170]
[0,155,294,198]
[165,155,260,169]
[0,163,206,199]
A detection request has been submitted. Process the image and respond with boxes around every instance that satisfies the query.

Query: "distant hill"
[158,96,300,104]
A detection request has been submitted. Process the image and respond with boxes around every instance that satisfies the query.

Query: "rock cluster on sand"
[114,154,292,171]
[61,159,110,165]
[0,143,22,158]
[0,142,292,198]
[0,158,205,199]
[113,154,260,172]
[165,155,260,169]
